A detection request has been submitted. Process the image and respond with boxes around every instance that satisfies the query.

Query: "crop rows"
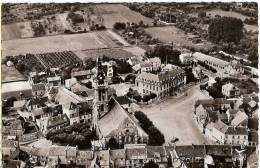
[36,51,82,68]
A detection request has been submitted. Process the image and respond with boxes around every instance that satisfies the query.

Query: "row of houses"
[194,97,258,147]
[3,141,256,168]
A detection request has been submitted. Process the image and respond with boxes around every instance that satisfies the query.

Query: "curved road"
[140,85,210,145]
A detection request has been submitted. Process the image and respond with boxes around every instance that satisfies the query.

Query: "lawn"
[2,30,129,57]
[92,4,154,28]
[1,64,26,82]
[145,26,214,51]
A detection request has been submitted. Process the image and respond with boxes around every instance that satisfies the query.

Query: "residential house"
[31,104,63,121]
[147,146,168,168]
[31,83,46,97]
[110,149,126,168]
[135,68,186,98]
[71,70,93,81]
[25,96,48,112]
[125,144,147,168]
[55,87,92,124]
[222,83,240,98]
[230,111,248,127]
[205,120,248,145]
[47,76,61,87]
[140,61,153,72]
[37,114,70,135]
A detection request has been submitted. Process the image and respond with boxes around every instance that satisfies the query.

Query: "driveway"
[140,85,210,145]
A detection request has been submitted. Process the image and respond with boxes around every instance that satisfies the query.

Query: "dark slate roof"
[225,127,248,135]
[115,96,132,105]
[31,83,45,92]
[26,96,48,106]
[249,131,258,142]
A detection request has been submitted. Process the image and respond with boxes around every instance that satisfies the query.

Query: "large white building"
[193,52,244,77]
[135,68,186,98]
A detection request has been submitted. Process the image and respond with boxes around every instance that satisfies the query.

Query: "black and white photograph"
[1,1,259,168]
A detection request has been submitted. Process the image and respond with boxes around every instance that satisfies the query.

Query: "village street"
[140,85,210,145]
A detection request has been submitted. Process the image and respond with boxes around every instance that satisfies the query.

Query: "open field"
[2,30,129,57]
[145,26,214,51]
[92,4,154,28]
[1,64,26,82]
[141,85,209,145]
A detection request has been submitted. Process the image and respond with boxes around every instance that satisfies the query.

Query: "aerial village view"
[1,2,259,168]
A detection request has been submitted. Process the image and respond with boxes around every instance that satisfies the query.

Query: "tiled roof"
[20,146,49,157]
[47,76,61,82]
[175,145,205,158]
[71,70,92,77]
[2,139,19,148]
[137,68,184,82]
[13,100,26,108]
[32,83,45,92]
[193,52,229,66]
[55,87,86,109]
[212,120,229,133]
[47,114,69,129]
[231,111,248,126]
[48,146,77,157]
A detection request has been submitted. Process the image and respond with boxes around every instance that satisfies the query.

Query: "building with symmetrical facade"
[135,68,186,98]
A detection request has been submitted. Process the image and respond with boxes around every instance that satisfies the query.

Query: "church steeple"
[92,57,109,131]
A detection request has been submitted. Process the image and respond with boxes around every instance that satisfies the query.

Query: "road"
[140,85,210,145]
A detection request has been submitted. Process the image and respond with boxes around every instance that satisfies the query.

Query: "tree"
[208,17,244,44]
[143,160,159,168]
[198,11,206,18]
[147,45,181,66]
[142,95,151,104]
[113,22,126,30]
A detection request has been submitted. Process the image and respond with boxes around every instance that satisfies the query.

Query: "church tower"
[92,57,109,131]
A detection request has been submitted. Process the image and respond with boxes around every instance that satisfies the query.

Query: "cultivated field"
[75,48,133,61]
[36,51,82,68]
[92,4,154,28]
[145,26,214,51]
[1,64,26,82]
[2,30,129,57]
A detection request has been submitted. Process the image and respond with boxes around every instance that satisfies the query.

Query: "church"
[92,57,149,146]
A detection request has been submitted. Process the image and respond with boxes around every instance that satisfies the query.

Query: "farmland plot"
[92,4,154,28]
[145,26,214,51]
[2,30,129,57]
[36,51,82,68]
[75,48,133,61]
